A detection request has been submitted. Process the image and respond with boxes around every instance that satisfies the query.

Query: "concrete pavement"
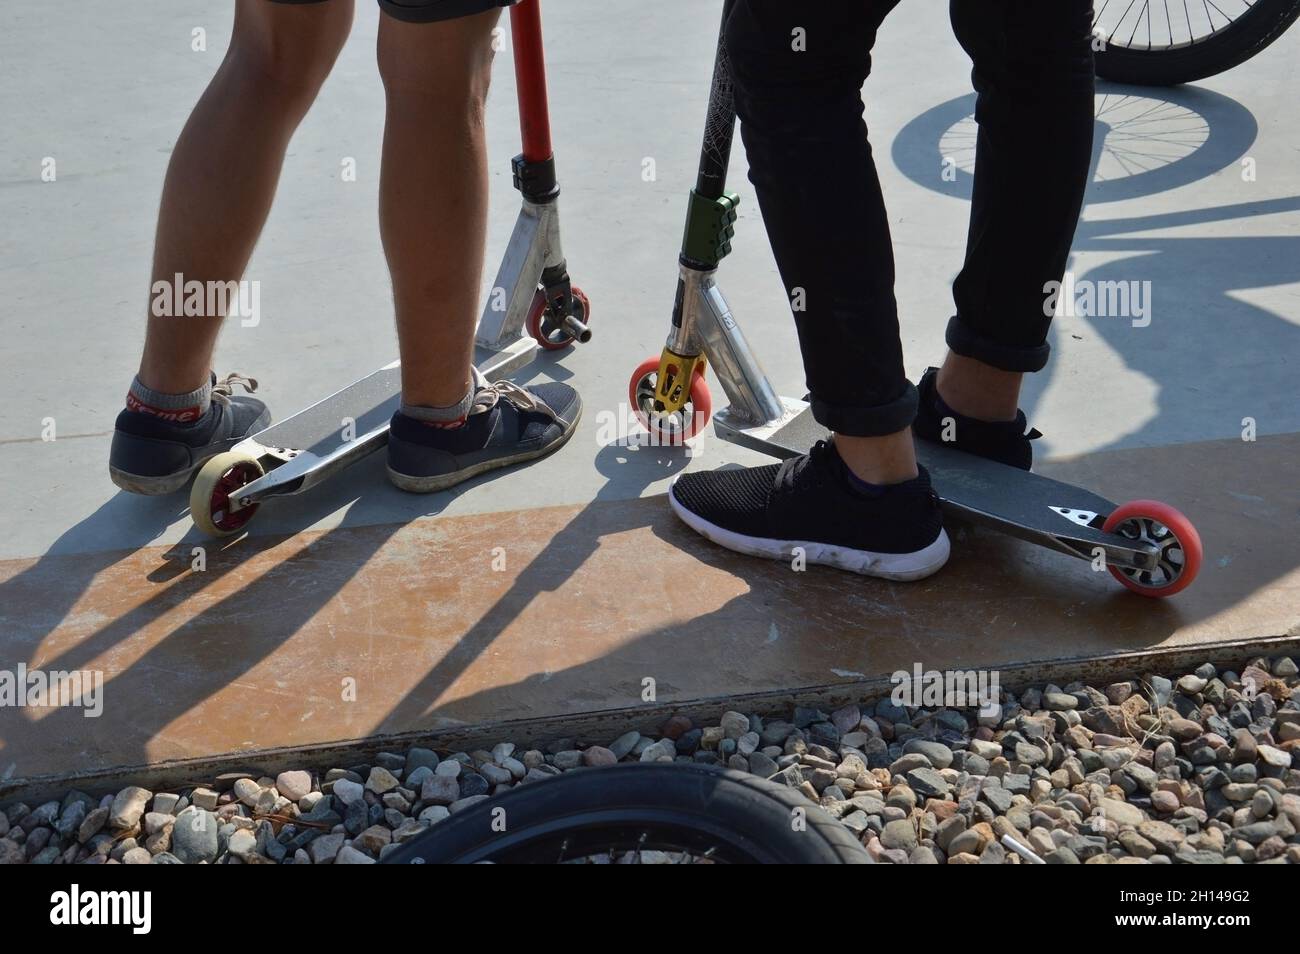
[2,1,1298,789]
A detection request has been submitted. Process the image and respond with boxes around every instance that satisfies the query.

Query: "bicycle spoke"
[1095,0,1254,49]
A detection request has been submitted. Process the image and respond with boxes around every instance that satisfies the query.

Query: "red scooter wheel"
[1102,500,1203,597]
[527,286,590,352]
[628,356,712,445]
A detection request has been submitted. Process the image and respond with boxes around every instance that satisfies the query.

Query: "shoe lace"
[468,367,559,421]
[211,372,258,407]
[775,439,835,493]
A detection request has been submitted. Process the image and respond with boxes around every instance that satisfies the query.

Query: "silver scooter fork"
[478,0,589,359]
[640,0,788,442]
[476,157,591,356]
[667,264,786,431]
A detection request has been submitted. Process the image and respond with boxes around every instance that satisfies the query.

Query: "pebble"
[171,808,218,864]
[421,775,460,806]
[418,805,450,824]
[889,753,931,776]
[450,795,489,814]
[308,833,345,864]
[902,739,953,770]
[479,762,514,785]
[78,806,109,844]
[336,845,375,864]
[582,746,618,767]
[459,773,490,798]
[276,771,312,802]
[1044,692,1079,711]
[228,829,258,859]
[109,786,152,830]
[331,779,365,806]
[5,654,1295,867]
[365,766,400,794]
[968,738,1003,761]
[905,767,950,800]
[720,711,751,739]
[1137,819,1185,854]
[1257,745,1292,769]
[881,819,918,852]
[233,778,262,807]
[1150,791,1179,814]
[608,731,641,759]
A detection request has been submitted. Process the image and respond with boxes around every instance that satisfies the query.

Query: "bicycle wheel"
[1093,0,1300,85]
[382,763,873,864]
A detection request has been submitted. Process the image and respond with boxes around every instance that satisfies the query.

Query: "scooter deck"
[715,402,1159,571]
[231,339,537,506]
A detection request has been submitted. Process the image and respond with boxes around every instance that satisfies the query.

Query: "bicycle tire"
[382,762,873,864]
[1095,0,1300,85]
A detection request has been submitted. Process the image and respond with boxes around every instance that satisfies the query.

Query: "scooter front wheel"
[629,356,712,445]
[191,451,264,537]
[527,286,591,351]
[1102,500,1203,597]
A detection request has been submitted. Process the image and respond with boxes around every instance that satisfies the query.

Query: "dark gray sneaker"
[109,373,270,495]
[386,378,581,493]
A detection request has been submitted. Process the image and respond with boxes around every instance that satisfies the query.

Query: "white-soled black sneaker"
[669,440,950,581]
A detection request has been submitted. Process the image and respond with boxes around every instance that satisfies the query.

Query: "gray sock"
[126,375,213,422]
[400,368,491,427]
[401,382,474,427]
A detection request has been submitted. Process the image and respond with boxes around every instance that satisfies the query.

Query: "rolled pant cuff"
[810,382,918,438]
[945,315,1050,373]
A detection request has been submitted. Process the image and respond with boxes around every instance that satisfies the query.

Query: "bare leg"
[138,0,354,394]
[936,353,1022,422]
[377,9,499,409]
[833,430,917,485]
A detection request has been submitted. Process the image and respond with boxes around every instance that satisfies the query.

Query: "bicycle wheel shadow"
[890,82,1300,451]
[887,80,1300,606]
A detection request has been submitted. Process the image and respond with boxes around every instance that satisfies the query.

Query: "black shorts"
[272,0,516,24]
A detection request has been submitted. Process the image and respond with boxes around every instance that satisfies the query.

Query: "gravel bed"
[2,654,1297,864]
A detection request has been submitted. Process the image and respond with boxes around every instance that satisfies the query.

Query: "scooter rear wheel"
[629,355,712,445]
[191,451,264,537]
[1102,500,1203,597]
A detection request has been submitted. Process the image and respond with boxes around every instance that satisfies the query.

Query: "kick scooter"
[190,0,590,537]
[627,2,1203,598]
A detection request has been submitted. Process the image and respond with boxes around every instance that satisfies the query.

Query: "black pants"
[724,0,1095,436]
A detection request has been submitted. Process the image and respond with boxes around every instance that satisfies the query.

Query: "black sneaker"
[386,378,581,493]
[669,440,950,581]
[109,373,270,495]
[912,366,1039,470]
